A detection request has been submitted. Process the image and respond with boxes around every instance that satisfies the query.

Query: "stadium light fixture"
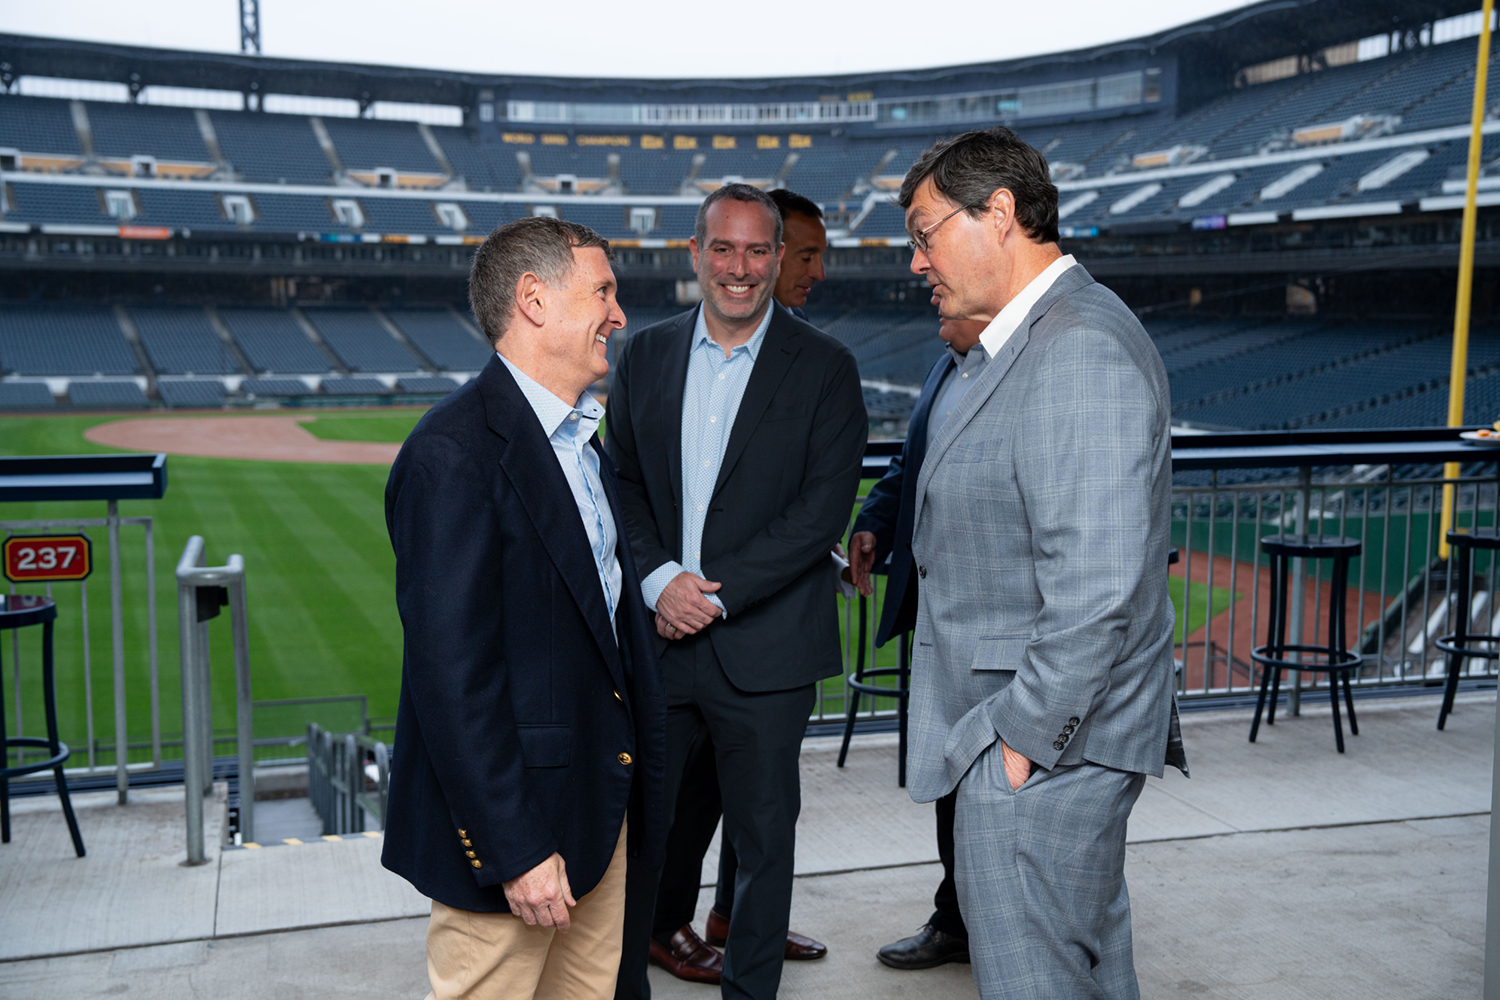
[240,0,262,56]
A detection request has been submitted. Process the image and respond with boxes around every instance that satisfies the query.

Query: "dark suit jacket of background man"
[382,354,666,914]
[606,302,868,691]
[852,352,953,646]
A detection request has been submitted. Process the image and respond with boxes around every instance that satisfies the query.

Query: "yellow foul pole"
[1441,0,1496,560]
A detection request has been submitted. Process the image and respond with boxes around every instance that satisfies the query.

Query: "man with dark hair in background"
[767,188,827,319]
[384,216,665,1000]
[846,316,987,972]
[898,125,1186,1000]
[608,183,866,1000]
[642,187,833,990]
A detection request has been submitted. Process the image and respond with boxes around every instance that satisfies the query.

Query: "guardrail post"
[230,573,254,844]
[108,499,128,804]
[1487,695,1500,1000]
[175,536,251,857]
[176,535,208,865]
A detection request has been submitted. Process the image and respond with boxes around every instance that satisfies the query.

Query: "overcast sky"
[2,1,1255,80]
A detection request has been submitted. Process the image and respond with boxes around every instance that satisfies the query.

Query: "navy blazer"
[606,303,867,692]
[852,350,954,646]
[382,354,666,914]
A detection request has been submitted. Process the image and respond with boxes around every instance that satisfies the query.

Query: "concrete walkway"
[0,691,1493,998]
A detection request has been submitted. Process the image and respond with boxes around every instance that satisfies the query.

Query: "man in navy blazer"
[847,317,987,971]
[384,216,665,1000]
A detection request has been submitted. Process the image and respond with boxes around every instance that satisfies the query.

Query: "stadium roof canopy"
[0,0,1481,111]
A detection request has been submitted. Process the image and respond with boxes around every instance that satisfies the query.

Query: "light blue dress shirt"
[498,353,622,632]
[926,343,989,450]
[640,302,775,616]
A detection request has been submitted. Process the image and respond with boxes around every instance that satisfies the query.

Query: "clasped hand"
[502,852,576,930]
[656,571,722,639]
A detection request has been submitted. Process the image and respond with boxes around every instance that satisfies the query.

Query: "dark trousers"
[653,723,969,943]
[617,631,815,1000]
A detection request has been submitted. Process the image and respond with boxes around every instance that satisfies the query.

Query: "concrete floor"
[0,691,1493,998]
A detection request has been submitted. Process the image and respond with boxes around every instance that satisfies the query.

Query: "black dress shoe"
[876,924,970,970]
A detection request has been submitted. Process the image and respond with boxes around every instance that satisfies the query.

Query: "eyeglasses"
[907,202,978,254]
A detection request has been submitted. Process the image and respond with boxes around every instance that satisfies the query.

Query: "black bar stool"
[837,593,910,787]
[0,594,85,857]
[1250,535,1364,753]
[1435,528,1500,730]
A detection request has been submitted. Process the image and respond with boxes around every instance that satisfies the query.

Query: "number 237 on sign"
[3,535,93,583]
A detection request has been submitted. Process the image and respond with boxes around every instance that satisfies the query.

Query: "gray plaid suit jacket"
[907,262,1188,804]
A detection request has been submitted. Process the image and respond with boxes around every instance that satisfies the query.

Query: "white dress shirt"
[977,253,1077,359]
[498,353,622,634]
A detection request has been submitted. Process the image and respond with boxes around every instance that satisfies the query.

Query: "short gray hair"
[694,183,782,249]
[469,216,614,343]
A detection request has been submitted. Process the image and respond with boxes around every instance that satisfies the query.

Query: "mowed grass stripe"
[208,460,398,715]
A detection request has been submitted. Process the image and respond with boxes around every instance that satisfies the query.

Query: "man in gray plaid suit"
[896,127,1188,1000]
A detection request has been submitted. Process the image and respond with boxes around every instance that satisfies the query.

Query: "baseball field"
[0,409,1229,767]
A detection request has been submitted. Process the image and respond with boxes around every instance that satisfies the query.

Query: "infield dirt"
[85,415,402,464]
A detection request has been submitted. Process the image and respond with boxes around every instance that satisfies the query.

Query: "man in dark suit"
[384,216,665,1000]
[607,183,866,1000]
[646,187,832,986]
[847,317,987,971]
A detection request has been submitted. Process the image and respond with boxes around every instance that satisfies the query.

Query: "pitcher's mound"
[85,416,401,465]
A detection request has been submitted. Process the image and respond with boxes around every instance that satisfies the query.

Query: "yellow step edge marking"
[243,842,262,849]
[282,838,303,845]
[362,831,382,838]
[321,834,343,842]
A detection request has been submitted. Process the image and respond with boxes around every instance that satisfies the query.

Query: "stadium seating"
[132,307,243,375]
[0,383,56,407]
[396,376,461,394]
[320,377,391,395]
[208,109,330,184]
[67,380,148,408]
[303,309,427,372]
[219,309,333,373]
[156,379,227,408]
[386,309,492,370]
[86,102,211,163]
[242,377,315,397]
[0,306,139,376]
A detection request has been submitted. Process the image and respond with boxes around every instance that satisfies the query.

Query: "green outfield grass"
[0,412,418,765]
[0,414,1234,765]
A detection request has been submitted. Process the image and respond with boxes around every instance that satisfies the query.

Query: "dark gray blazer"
[606,302,867,693]
[907,263,1188,802]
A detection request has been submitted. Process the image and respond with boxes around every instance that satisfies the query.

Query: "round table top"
[0,593,57,629]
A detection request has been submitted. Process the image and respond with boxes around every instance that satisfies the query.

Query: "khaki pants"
[425,821,628,1000]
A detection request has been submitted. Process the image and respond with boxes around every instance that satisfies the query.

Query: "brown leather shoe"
[704,907,828,961]
[648,924,723,984]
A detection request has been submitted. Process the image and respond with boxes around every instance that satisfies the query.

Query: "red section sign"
[3,535,93,583]
[118,225,171,240]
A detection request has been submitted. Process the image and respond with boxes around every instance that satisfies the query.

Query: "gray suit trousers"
[956,747,1146,1000]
